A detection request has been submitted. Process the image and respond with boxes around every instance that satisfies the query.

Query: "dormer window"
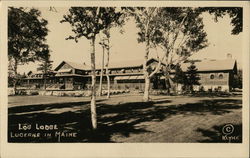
[219,74,223,79]
[210,74,215,79]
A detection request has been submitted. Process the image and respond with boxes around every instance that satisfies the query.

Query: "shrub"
[28,90,39,95]
[199,86,205,92]
[85,91,92,97]
[17,90,27,95]
[125,85,129,89]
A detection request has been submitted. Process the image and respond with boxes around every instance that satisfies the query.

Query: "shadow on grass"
[188,92,242,98]
[8,99,105,114]
[8,97,242,143]
[196,124,242,143]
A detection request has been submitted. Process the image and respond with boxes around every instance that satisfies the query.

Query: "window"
[210,74,215,79]
[219,74,223,79]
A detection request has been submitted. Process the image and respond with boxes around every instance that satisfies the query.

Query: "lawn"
[8,94,242,143]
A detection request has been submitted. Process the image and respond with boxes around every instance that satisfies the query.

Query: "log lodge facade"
[23,58,238,92]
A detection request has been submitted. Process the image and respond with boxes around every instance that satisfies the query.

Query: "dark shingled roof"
[55,59,237,72]
[56,58,159,71]
[180,59,237,72]
[63,61,89,70]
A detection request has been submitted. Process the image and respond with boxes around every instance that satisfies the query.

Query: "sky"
[17,7,243,73]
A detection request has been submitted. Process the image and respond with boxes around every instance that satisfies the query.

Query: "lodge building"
[179,59,238,92]
[23,58,238,92]
[25,58,164,91]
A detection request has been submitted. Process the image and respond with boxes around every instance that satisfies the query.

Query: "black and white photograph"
[1,1,249,158]
[7,5,244,142]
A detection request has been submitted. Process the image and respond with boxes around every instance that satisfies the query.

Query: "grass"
[8,94,242,143]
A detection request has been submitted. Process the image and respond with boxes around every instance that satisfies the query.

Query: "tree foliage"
[124,7,208,100]
[61,7,123,41]
[128,7,163,47]
[8,7,49,92]
[172,63,187,85]
[186,62,200,92]
[159,8,208,66]
[199,7,243,35]
[8,7,49,64]
[37,49,53,90]
[37,49,53,74]
[232,69,242,89]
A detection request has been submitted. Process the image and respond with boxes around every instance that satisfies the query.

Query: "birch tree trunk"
[90,37,97,129]
[98,45,105,96]
[143,76,150,101]
[105,33,111,98]
[43,76,47,90]
[105,45,110,98]
[106,67,110,98]
[143,36,150,102]
[13,58,18,95]
[165,66,171,94]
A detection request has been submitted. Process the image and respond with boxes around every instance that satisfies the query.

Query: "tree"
[126,7,208,101]
[199,7,242,35]
[98,39,106,96]
[8,7,49,94]
[172,63,187,92]
[8,63,24,88]
[37,48,53,90]
[158,8,207,93]
[61,7,122,129]
[98,9,125,97]
[232,69,242,89]
[186,62,200,92]
[102,30,111,98]
[126,7,168,101]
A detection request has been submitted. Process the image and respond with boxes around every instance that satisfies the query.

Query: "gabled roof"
[54,61,89,71]
[54,58,236,73]
[104,60,143,69]
[64,61,89,70]
[180,59,237,72]
[55,58,160,71]
[94,58,159,70]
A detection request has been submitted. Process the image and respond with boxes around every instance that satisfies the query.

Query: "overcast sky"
[17,7,243,73]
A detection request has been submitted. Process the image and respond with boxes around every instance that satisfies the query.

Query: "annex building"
[23,58,238,92]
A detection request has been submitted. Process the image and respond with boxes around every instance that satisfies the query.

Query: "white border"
[0,1,249,158]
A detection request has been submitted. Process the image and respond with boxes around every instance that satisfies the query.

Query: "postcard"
[0,0,249,158]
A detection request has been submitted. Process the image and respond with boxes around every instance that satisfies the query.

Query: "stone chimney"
[227,53,232,59]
